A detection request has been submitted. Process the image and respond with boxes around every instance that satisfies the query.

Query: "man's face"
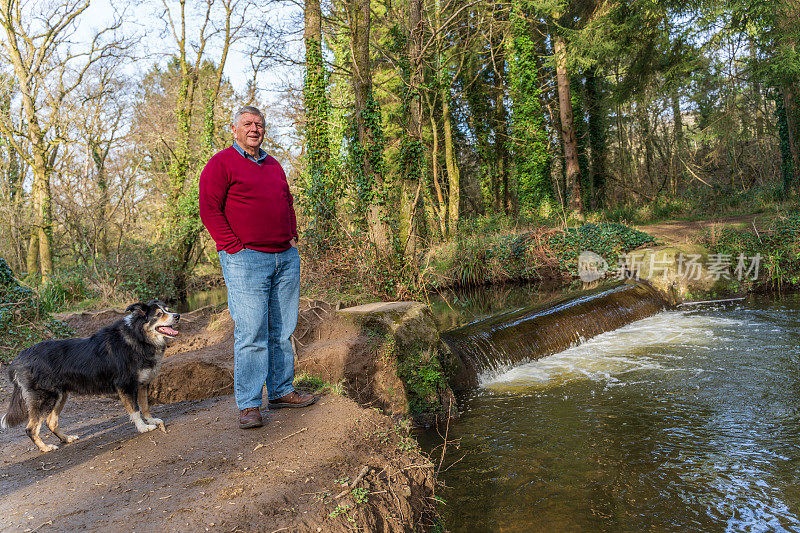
[232,112,265,154]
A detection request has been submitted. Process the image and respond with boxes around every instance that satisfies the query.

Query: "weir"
[440,281,668,381]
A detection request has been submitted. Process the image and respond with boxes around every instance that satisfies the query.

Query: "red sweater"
[199,146,298,253]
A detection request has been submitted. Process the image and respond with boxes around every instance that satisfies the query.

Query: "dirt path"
[0,373,436,532]
[636,213,769,243]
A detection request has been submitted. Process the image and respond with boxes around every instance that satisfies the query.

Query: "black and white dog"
[1,301,179,452]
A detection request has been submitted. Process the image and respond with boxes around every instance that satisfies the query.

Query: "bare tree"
[158,0,253,297]
[0,0,129,281]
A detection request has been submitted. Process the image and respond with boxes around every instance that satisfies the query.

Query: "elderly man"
[199,105,316,429]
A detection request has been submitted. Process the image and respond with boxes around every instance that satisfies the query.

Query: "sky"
[75,0,304,129]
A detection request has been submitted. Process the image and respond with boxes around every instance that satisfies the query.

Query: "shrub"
[421,222,656,289]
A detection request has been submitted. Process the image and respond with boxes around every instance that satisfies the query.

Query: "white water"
[482,310,743,390]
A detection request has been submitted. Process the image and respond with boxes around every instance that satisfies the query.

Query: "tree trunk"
[553,33,582,212]
[428,108,447,238]
[443,93,460,237]
[26,233,38,277]
[671,91,684,195]
[783,83,800,187]
[585,68,606,209]
[399,0,424,256]
[33,162,53,281]
[349,0,391,255]
[92,144,110,259]
[637,99,654,186]
[304,0,334,244]
[495,64,510,214]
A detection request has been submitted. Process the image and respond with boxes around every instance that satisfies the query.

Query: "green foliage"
[775,89,796,193]
[329,503,353,521]
[507,0,551,209]
[602,187,788,224]
[395,341,448,415]
[452,237,489,286]
[547,223,656,275]
[38,270,89,314]
[293,372,343,396]
[0,258,73,363]
[115,241,181,301]
[351,487,369,504]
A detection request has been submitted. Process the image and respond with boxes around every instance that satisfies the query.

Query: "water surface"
[422,293,800,532]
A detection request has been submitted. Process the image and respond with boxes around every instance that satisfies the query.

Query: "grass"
[293,372,344,396]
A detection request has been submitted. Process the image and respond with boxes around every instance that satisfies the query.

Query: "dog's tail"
[1,376,27,428]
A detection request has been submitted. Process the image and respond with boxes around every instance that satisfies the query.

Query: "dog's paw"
[38,444,59,453]
[146,417,167,434]
[134,421,157,433]
[64,435,80,443]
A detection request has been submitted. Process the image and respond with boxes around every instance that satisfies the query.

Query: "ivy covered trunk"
[671,90,684,195]
[347,0,391,257]
[303,0,335,247]
[586,68,607,210]
[508,0,551,213]
[399,0,424,257]
[782,84,800,190]
[776,89,797,193]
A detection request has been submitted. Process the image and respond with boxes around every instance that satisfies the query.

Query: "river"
[421,291,800,532]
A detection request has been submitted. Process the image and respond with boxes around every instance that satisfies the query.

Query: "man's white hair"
[233,106,265,126]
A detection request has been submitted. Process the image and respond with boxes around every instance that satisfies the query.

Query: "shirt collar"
[232,141,268,164]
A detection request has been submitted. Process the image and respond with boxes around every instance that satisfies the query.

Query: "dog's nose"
[174,314,181,322]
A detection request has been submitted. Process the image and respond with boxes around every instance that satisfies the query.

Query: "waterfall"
[440,281,668,381]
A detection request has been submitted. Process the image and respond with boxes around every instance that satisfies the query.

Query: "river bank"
[0,307,440,532]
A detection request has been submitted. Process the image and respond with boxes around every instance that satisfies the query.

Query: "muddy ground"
[0,318,439,532]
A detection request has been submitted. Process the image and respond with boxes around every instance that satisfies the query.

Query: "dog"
[1,300,179,452]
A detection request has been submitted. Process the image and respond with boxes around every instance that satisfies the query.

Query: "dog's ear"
[125,302,149,317]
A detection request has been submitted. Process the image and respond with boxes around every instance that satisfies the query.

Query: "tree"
[553,29,583,213]
[0,0,128,281]
[345,0,391,256]
[508,0,551,212]
[0,75,23,269]
[158,0,250,297]
[302,0,336,247]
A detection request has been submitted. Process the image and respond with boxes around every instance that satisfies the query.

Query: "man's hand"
[290,238,297,247]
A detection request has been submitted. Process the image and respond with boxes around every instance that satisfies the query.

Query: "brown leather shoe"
[239,407,263,429]
[268,391,318,409]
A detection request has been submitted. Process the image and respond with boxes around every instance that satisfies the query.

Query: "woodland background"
[1,0,799,308]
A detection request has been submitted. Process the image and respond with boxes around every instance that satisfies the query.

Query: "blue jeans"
[219,247,300,410]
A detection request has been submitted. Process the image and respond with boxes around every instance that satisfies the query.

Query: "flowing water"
[440,282,665,381]
[422,292,800,532]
